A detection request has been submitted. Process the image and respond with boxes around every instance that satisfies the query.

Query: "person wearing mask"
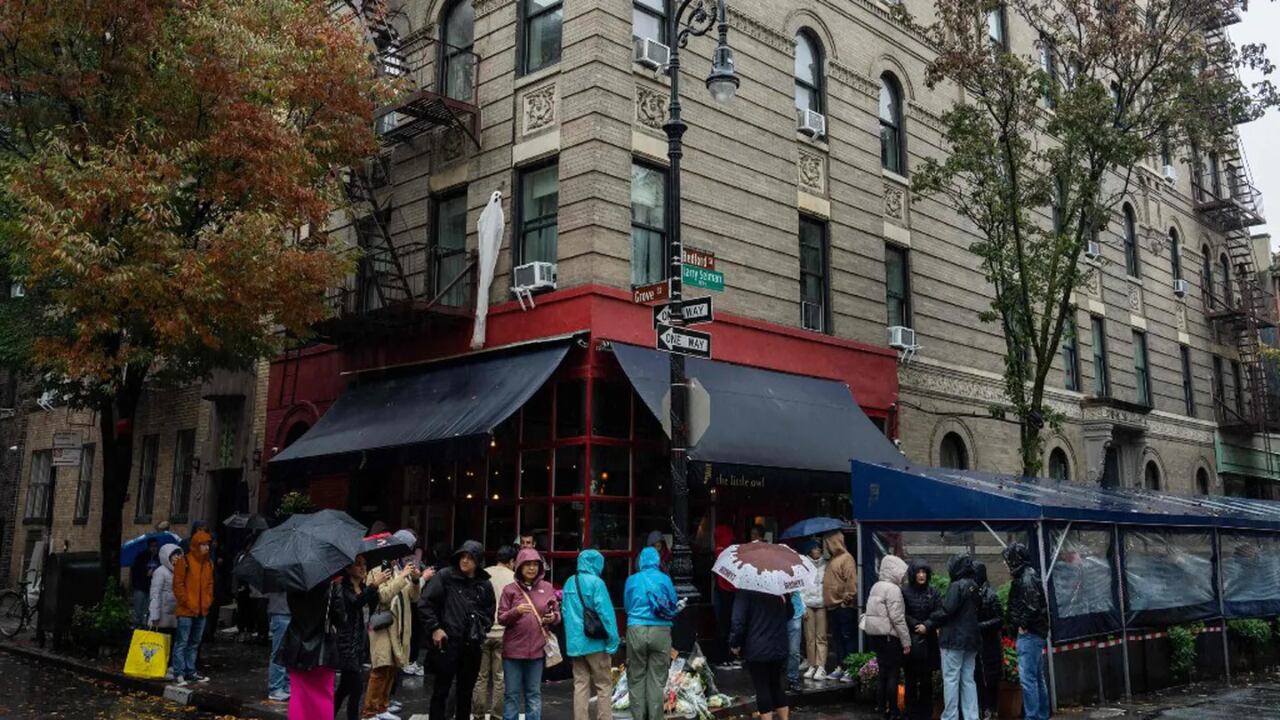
[1003,544,1050,720]
[712,525,737,667]
[800,540,828,682]
[334,556,387,720]
[265,591,292,702]
[729,589,792,720]
[362,559,425,720]
[820,531,857,682]
[785,590,805,693]
[901,560,941,720]
[131,539,159,628]
[419,540,496,720]
[624,546,678,720]
[149,544,180,644]
[170,528,215,685]
[498,548,561,720]
[973,561,1004,720]
[862,555,911,720]
[475,545,517,720]
[563,549,620,720]
[929,555,982,720]
[279,578,344,718]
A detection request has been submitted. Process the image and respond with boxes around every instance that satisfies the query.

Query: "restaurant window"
[73,444,94,523]
[433,190,469,307]
[1048,448,1069,482]
[24,450,52,522]
[880,74,906,175]
[592,381,631,438]
[794,30,823,115]
[1180,345,1196,417]
[885,244,912,328]
[520,0,562,75]
[1091,315,1109,397]
[1144,461,1160,491]
[800,215,830,333]
[517,162,558,266]
[439,0,475,101]
[1062,316,1080,392]
[939,432,970,470]
[170,430,196,523]
[1231,360,1245,418]
[631,162,666,286]
[1122,203,1139,278]
[556,379,586,439]
[1133,331,1151,407]
[135,434,159,524]
[633,0,667,44]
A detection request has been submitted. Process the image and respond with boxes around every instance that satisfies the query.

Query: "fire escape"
[314,0,480,344]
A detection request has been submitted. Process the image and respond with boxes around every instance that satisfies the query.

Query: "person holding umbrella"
[334,555,386,720]
[419,540,496,720]
[279,577,345,718]
[130,539,160,628]
[729,586,793,720]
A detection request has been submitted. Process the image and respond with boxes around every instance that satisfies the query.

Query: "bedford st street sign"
[652,297,714,328]
[682,246,716,271]
[656,323,712,359]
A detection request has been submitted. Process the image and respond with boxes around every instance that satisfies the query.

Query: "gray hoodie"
[148,544,180,629]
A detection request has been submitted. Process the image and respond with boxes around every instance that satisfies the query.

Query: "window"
[1091,315,1109,396]
[800,216,830,333]
[73,444,94,523]
[794,31,823,115]
[439,0,475,101]
[633,0,667,45]
[1231,360,1245,417]
[987,5,1008,51]
[1220,254,1233,307]
[630,162,666,286]
[1180,345,1195,416]
[1202,244,1216,307]
[1062,316,1081,391]
[1196,468,1210,495]
[1169,228,1182,282]
[1133,331,1151,406]
[1212,355,1225,410]
[1051,177,1067,234]
[885,244,912,328]
[1160,138,1172,169]
[170,430,195,522]
[433,190,469,306]
[879,74,906,175]
[1048,448,1069,482]
[1040,35,1058,108]
[23,450,52,522]
[135,434,159,523]
[1208,151,1222,197]
[520,0,562,75]
[1144,461,1160,491]
[939,432,970,470]
[516,161,558,265]
[1122,204,1139,277]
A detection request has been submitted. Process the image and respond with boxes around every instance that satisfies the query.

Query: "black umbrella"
[361,529,417,567]
[223,512,270,530]
[234,510,366,592]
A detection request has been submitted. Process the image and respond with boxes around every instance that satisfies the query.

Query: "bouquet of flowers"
[1002,636,1020,683]
[856,657,880,685]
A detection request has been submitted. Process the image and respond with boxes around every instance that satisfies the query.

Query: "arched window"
[1220,253,1233,307]
[1196,468,1210,495]
[1122,204,1139,277]
[940,432,969,470]
[1144,460,1161,491]
[880,74,906,175]
[794,31,823,115]
[1168,227,1182,282]
[1048,448,1069,482]
[440,0,475,101]
[1202,244,1216,307]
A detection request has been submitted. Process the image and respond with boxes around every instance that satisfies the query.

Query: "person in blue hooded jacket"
[624,546,678,720]
[564,549,620,720]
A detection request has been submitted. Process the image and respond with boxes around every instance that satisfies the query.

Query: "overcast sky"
[1235,3,1279,248]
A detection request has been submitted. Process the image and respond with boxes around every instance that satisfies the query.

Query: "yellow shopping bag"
[123,629,171,679]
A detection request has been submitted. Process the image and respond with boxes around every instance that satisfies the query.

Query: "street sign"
[652,297,714,328]
[632,279,670,304]
[681,246,716,271]
[656,323,712,359]
[53,430,82,449]
[683,265,724,292]
[661,377,711,446]
[52,447,82,467]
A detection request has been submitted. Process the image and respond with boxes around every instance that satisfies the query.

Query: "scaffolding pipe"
[1114,525,1132,700]
[1215,528,1232,686]
[1037,521,1059,711]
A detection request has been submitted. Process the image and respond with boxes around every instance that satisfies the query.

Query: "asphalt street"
[0,652,217,719]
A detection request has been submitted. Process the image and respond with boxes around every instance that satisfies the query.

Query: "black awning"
[272,342,570,464]
[611,342,902,474]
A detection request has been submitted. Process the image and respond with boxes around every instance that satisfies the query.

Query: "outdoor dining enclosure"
[850,460,1280,708]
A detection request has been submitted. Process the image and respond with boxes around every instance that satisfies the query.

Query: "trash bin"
[39,551,104,652]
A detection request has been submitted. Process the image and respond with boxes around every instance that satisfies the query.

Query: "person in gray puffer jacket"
[862,555,911,720]
[148,544,180,631]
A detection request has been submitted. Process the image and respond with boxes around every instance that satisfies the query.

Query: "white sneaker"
[813,667,828,681]
[388,701,402,713]
[376,713,400,720]
[799,660,810,673]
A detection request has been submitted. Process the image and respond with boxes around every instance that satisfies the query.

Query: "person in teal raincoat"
[563,549,620,720]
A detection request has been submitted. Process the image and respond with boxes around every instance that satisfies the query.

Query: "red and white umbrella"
[713,542,816,596]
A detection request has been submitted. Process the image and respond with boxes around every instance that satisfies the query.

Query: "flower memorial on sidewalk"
[610,654,733,719]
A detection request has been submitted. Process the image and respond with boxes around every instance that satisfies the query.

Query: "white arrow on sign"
[661,377,711,447]
[656,324,712,358]
[653,297,713,328]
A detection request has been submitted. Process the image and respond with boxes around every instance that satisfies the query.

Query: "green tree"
[898,0,1277,476]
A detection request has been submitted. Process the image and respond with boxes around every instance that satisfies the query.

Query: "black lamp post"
[664,0,738,602]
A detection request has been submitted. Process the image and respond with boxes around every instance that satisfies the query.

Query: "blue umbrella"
[779,517,847,541]
[120,531,182,567]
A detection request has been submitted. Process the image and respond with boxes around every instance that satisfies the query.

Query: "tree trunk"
[97,372,145,584]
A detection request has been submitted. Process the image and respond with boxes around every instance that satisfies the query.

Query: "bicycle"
[0,579,39,639]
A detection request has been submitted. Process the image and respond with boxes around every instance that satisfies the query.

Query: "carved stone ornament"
[522,84,557,135]
[798,151,825,194]
[1146,228,1165,257]
[884,184,905,220]
[1127,283,1143,313]
[636,85,666,130]
[1176,302,1188,332]
[1084,269,1101,299]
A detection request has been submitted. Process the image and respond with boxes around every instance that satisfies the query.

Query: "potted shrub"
[843,652,878,703]
[1227,618,1274,673]
[997,636,1022,719]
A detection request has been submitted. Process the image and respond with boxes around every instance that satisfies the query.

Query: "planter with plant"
[1227,618,1276,672]
[70,579,132,659]
[1167,623,1202,682]
[997,635,1022,719]
[277,491,314,519]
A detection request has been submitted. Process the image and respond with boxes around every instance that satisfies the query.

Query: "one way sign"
[656,324,712,359]
[652,297,714,328]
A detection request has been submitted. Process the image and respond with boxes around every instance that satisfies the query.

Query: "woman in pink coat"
[497,548,561,720]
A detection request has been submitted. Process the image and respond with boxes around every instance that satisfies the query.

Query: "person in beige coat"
[362,563,426,719]
[861,555,911,720]
[820,532,858,681]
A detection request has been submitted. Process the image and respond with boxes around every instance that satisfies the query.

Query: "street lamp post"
[664,0,738,602]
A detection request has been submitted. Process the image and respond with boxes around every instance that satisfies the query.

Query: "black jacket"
[728,590,791,663]
[418,540,495,646]
[929,555,981,652]
[973,561,1004,685]
[1003,544,1049,637]
[901,560,941,670]
[334,577,378,672]
[278,581,344,671]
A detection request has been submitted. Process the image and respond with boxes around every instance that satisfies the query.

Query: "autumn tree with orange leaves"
[0,0,387,576]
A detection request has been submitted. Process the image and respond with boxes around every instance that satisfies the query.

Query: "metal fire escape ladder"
[345,167,414,307]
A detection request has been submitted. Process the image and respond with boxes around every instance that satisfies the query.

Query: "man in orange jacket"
[169,528,215,685]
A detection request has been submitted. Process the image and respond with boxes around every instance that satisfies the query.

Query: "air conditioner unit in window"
[512,261,557,310]
[1163,164,1177,181]
[1173,278,1189,297]
[633,37,670,71]
[888,325,917,350]
[797,108,827,138]
[801,302,824,332]
[1085,239,1102,259]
